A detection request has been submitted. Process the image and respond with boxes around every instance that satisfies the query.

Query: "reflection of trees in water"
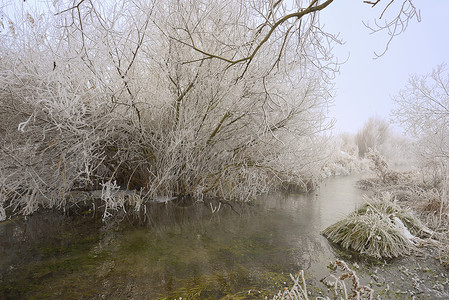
[0,198,255,273]
[0,210,106,281]
[0,212,64,277]
[254,193,335,273]
[1,212,64,244]
[0,177,361,298]
[126,198,256,229]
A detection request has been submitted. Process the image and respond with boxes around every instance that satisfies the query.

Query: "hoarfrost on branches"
[0,0,421,218]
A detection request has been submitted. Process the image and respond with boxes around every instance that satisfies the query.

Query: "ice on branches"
[0,0,337,218]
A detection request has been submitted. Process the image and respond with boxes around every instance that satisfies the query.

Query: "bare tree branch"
[363,0,420,58]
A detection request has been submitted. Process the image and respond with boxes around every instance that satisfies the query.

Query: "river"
[1,175,448,299]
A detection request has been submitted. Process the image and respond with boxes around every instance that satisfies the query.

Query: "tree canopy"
[0,0,421,218]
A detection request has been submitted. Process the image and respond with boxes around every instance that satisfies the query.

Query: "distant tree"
[338,133,359,158]
[355,117,390,157]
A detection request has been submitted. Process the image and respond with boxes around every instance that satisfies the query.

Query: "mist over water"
[1,175,368,298]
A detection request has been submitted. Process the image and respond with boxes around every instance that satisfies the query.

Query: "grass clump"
[322,193,424,259]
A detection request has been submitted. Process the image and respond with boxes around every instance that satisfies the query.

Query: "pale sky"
[320,0,449,134]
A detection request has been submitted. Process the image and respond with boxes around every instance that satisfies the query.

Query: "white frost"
[17,115,32,132]
[393,216,415,240]
[0,206,6,222]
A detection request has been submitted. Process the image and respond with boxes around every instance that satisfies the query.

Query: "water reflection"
[1,175,367,299]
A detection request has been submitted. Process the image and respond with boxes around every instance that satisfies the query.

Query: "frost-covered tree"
[355,117,390,157]
[354,117,414,166]
[0,0,421,218]
[0,0,338,217]
[393,64,449,178]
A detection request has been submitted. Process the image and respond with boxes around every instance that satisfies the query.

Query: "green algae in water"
[158,268,291,300]
[1,239,109,299]
[0,176,396,299]
[0,213,108,300]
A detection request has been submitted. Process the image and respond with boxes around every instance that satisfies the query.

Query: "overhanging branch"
[179,0,334,67]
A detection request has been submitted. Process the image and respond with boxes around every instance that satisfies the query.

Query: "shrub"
[0,0,334,218]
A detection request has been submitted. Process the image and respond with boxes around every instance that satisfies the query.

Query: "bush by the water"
[322,193,425,259]
[0,1,335,219]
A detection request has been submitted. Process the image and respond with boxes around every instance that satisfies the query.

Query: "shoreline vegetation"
[1,1,448,298]
[323,149,449,267]
[273,148,449,299]
[272,260,373,300]
[1,0,337,221]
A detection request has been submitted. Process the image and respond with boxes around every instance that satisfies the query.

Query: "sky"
[319,0,449,134]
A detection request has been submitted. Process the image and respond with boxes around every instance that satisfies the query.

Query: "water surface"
[1,175,447,299]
